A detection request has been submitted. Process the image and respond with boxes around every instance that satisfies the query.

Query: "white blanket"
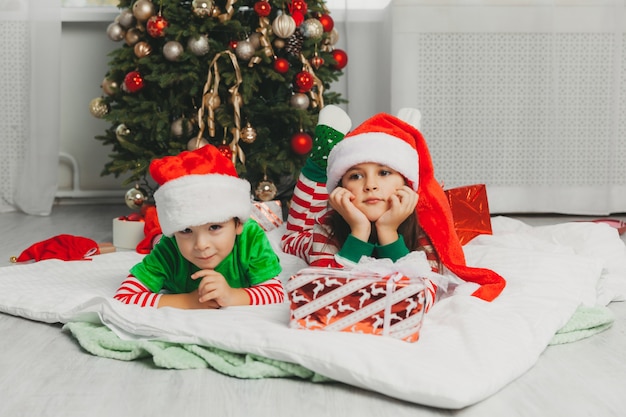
[0,217,624,409]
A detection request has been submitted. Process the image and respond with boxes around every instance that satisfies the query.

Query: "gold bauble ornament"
[132,0,155,22]
[273,38,285,50]
[89,97,109,118]
[272,13,296,39]
[241,122,257,144]
[192,0,214,17]
[125,186,146,210]
[255,179,278,202]
[290,93,310,110]
[106,22,125,42]
[101,77,118,96]
[188,34,210,56]
[134,41,152,58]
[328,28,340,45]
[124,27,141,46]
[163,40,184,61]
[116,8,136,29]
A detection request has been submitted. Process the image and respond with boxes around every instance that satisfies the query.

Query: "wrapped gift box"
[286,268,427,343]
[444,184,492,245]
[112,216,145,250]
[250,200,283,232]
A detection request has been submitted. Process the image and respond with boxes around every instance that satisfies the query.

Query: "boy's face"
[174,218,243,270]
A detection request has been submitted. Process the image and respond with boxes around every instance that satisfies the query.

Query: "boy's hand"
[192,270,237,307]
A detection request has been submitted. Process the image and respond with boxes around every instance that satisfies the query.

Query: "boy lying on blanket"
[113,144,284,309]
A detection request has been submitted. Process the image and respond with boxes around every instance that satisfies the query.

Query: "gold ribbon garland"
[248,16,274,67]
[218,0,237,22]
[299,53,324,109]
[197,50,245,165]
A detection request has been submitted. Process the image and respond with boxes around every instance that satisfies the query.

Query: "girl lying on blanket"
[114,144,284,309]
[281,106,506,307]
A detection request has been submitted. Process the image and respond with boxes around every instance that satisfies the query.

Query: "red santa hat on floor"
[326,111,506,302]
[150,144,251,237]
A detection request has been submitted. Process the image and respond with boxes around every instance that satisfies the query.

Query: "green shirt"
[130,220,282,294]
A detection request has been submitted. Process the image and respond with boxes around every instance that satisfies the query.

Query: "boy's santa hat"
[326,110,506,302]
[150,144,251,237]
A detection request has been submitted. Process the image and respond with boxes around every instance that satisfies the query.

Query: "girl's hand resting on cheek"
[329,186,371,241]
[376,186,418,245]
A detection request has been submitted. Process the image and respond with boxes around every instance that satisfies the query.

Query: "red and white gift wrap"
[287,268,428,343]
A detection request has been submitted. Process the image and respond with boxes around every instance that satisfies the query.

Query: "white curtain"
[0,0,61,215]
[390,0,626,215]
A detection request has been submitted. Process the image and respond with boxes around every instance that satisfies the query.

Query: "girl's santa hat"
[326,111,506,302]
[150,144,251,237]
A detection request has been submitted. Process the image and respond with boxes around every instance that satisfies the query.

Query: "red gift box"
[286,268,427,343]
[444,184,492,245]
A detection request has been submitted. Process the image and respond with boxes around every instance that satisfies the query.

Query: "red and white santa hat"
[150,144,251,237]
[326,110,507,302]
[326,113,420,194]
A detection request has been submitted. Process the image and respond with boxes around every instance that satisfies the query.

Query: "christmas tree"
[90,0,347,208]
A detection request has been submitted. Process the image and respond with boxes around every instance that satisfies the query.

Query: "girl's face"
[174,218,243,270]
[340,162,407,221]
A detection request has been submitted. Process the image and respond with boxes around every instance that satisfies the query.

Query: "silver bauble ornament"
[235,40,255,61]
[290,93,310,110]
[115,124,130,141]
[101,77,118,96]
[301,18,324,40]
[187,34,210,56]
[132,0,155,22]
[106,22,125,42]
[255,180,278,202]
[125,187,146,210]
[272,13,296,39]
[89,97,109,118]
[124,27,141,46]
[187,137,209,150]
[134,41,152,58]
[117,8,136,29]
[163,40,184,61]
[192,0,213,17]
[171,117,194,137]
[241,123,257,144]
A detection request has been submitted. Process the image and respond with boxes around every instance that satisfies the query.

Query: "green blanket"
[64,305,614,374]
[63,321,329,381]
[548,305,615,345]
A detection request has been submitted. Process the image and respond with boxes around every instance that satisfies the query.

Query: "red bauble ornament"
[146,14,168,38]
[289,0,308,15]
[291,131,313,155]
[318,14,334,32]
[331,49,348,70]
[291,11,304,26]
[217,144,233,160]
[273,57,290,74]
[124,71,145,93]
[294,70,314,92]
[254,0,271,17]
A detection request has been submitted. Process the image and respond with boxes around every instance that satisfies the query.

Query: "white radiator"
[390,1,626,214]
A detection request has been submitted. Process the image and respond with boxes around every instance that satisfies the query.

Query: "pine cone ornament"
[285,29,304,56]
